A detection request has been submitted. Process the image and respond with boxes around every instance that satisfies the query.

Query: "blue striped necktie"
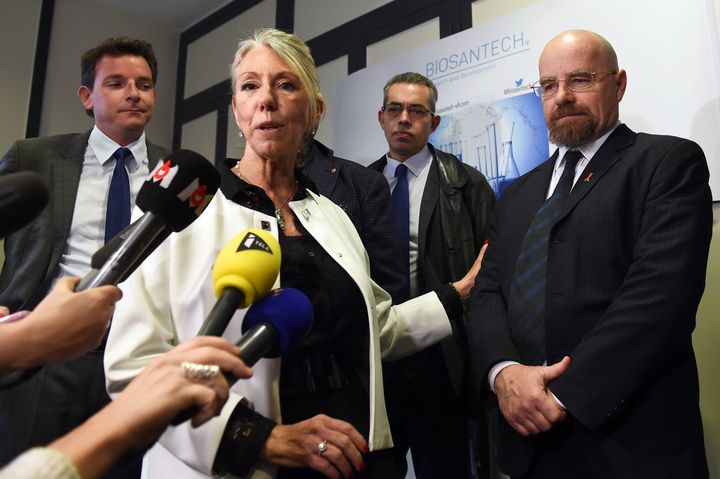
[391,163,411,299]
[507,150,582,364]
[105,147,132,244]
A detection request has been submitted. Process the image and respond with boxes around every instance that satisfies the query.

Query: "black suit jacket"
[0,131,167,465]
[369,144,495,394]
[304,140,407,303]
[468,124,710,478]
[0,131,168,310]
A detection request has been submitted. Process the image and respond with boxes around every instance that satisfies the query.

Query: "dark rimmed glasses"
[381,102,435,120]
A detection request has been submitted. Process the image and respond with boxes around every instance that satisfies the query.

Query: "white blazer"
[104,190,452,478]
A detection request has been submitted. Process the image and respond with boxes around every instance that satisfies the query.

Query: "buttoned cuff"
[212,401,277,477]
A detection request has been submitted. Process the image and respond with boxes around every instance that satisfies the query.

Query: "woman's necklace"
[273,181,297,231]
[233,161,297,231]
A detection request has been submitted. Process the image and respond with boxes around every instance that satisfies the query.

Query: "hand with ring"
[317,439,328,455]
[181,361,221,382]
[101,337,253,447]
[47,337,252,479]
[261,414,368,479]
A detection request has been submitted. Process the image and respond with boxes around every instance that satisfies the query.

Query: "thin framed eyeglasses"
[531,70,618,98]
[381,102,434,120]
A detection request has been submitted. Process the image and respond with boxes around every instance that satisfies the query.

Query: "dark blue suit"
[468,124,710,478]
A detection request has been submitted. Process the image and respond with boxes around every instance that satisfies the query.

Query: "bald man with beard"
[467,30,710,478]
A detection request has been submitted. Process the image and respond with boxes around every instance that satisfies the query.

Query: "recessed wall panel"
[226,103,245,160]
[294,0,391,40]
[185,0,276,98]
[366,18,440,67]
[315,55,348,150]
[471,0,540,26]
[181,112,217,163]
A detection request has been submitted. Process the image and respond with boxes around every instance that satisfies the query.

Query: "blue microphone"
[171,288,313,425]
[237,287,314,365]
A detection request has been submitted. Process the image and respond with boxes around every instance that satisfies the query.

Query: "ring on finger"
[181,361,220,382]
[317,439,328,455]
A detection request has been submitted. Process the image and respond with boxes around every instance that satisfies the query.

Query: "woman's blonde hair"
[230,28,324,137]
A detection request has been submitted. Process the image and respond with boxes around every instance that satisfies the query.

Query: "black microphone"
[172,288,313,425]
[76,150,220,291]
[0,171,49,238]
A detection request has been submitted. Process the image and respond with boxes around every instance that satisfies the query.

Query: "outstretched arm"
[49,337,252,479]
[0,277,121,375]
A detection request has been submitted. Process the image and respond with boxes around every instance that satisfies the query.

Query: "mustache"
[551,105,590,121]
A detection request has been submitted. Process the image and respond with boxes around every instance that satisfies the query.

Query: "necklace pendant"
[275,207,286,231]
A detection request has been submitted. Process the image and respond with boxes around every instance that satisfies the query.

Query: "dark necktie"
[105,147,132,244]
[391,163,411,299]
[507,150,582,364]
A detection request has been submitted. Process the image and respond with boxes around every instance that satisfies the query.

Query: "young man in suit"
[468,30,710,478]
[0,37,168,478]
[369,72,495,479]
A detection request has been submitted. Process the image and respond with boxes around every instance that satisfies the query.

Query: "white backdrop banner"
[330,0,720,198]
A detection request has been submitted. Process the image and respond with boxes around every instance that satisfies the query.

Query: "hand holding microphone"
[0,278,121,377]
[172,287,313,425]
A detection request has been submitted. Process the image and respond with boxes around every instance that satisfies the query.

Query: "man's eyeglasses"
[531,70,617,98]
[381,103,434,120]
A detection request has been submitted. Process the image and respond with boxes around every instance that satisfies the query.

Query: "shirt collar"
[219,158,314,213]
[386,144,433,178]
[88,126,147,171]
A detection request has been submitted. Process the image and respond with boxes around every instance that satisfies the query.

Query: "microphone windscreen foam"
[136,149,220,232]
[0,171,49,238]
[241,287,313,357]
[213,229,281,307]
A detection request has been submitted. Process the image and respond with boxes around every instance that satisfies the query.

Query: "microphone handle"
[171,322,278,425]
[197,287,245,336]
[236,323,278,366]
[76,213,167,291]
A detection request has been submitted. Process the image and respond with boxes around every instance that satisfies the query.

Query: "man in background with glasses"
[369,72,495,479]
[467,29,710,478]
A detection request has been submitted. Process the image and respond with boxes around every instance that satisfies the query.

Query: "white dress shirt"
[57,126,150,280]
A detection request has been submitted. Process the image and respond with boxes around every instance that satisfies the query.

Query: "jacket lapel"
[46,132,90,281]
[303,154,339,198]
[418,155,439,261]
[522,151,558,218]
[146,140,167,171]
[559,124,636,219]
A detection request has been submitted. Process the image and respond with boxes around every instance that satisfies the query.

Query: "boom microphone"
[76,150,220,291]
[172,287,313,425]
[197,229,281,337]
[0,171,49,238]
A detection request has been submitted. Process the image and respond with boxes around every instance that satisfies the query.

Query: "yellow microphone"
[197,229,281,336]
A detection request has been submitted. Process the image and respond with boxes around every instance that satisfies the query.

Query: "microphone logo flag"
[150,159,178,187]
[149,159,214,217]
[236,232,272,254]
[177,179,212,216]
